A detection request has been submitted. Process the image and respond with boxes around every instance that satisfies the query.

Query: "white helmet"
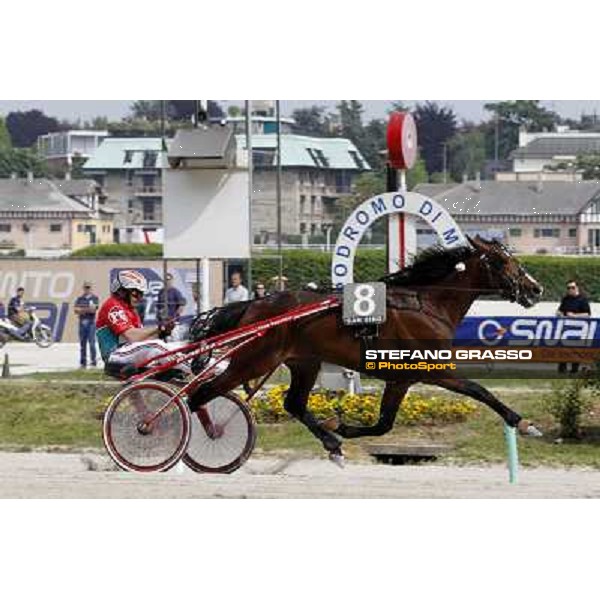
[110,269,148,295]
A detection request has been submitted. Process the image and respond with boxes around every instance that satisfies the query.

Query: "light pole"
[275,100,283,290]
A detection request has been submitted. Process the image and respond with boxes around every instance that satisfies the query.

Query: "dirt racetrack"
[0,451,598,498]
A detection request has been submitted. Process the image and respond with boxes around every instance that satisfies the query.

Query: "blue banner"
[455,316,600,348]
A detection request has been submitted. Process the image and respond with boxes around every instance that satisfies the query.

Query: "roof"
[0,178,93,214]
[237,134,370,170]
[513,135,600,159]
[82,138,165,170]
[413,180,600,216]
[52,179,99,197]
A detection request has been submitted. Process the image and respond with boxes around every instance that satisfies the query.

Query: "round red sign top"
[387,112,418,170]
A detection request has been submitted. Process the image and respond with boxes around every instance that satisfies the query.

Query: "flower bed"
[250,385,477,426]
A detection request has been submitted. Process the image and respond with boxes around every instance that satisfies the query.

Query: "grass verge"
[0,380,598,468]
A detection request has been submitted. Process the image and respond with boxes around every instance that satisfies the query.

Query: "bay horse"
[187,236,544,462]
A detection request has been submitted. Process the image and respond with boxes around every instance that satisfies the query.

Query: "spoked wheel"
[183,392,256,474]
[103,381,191,473]
[33,324,53,348]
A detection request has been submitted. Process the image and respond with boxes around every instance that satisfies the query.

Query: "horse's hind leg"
[284,360,344,459]
[330,382,410,439]
[429,377,542,436]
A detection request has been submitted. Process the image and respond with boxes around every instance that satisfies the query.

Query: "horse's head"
[467,235,543,307]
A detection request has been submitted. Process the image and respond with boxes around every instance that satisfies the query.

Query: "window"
[348,150,365,170]
[77,224,84,233]
[253,148,275,167]
[300,222,307,234]
[142,174,155,189]
[143,199,155,221]
[314,149,329,168]
[50,223,62,233]
[300,195,306,215]
[568,228,577,238]
[534,228,560,238]
[127,171,134,186]
[310,223,317,235]
[0,224,11,233]
[311,196,316,214]
[509,228,522,237]
[142,151,158,168]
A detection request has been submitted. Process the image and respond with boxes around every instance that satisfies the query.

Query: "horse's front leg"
[323,382,411,439]
[428,377,543,436]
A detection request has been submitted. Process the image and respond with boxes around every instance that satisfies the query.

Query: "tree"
[291,105,330,137]
[413,102,457,175]
[130,101,163,121]
[5,110,60,148]
[483,100,560,160]
[574,154,600,179]
[406,158,429,190]
[167,100,225,121]
[0,117,11,150]
[448,129,486,181]
[227,105,242,118]
[361,119,387,171]
[0,147,48,178]
[337,100,365,145]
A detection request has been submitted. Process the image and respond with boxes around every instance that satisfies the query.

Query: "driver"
[97,269,225,380]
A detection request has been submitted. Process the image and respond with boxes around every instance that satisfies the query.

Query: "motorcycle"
[0,307,54,348]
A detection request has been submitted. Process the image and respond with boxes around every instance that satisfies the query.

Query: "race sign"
[343,282,386,325]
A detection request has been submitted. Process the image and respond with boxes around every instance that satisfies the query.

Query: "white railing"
[554,246,600,255]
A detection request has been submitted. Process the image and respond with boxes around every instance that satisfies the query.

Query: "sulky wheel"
[183,392,256,474]
[103,381,191,473]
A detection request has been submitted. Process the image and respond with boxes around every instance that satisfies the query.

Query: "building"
[511,127,600,173]
[82,127,369,244]
[37,130,108,176]
[82,138,164,243]
[0,176,116,256]
[414,179,600,254]
[241,133,370,241]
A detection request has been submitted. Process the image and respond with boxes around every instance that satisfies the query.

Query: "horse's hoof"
[328,451,345,469]
[517,420,543,437]
[320,416,339,432]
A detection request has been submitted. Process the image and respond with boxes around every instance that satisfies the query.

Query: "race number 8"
[353,284,376,316]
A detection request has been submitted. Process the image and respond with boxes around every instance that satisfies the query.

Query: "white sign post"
[331,191,467,287]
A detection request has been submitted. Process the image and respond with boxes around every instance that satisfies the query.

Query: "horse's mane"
[380,244,474,287]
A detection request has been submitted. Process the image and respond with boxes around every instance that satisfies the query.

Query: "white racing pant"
[106,340,192,378]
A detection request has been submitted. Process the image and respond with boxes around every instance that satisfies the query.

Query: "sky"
[2,100,600,124]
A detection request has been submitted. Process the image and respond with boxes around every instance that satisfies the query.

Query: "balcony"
[134,186,162,197]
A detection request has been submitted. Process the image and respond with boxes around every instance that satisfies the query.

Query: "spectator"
[270,275,288,293]
[556,279,591,374]
[74,281,99,368]
[156,272,186,324]
[224,271,249,304]
[252,282,267,300]
[8,287,28,326]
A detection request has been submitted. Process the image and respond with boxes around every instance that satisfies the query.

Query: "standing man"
[156,272,186,337]
[224,271,249,305]
[556,279,591,374]
[74,281,99,368]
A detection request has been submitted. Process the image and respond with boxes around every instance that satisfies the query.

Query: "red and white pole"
[386,112,418,271]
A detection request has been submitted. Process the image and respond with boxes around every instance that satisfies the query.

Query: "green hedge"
[251,249,386,290]
[519,256,600,302]
[251,250,600,302]
[67,245,600,302]
[70,243,163,258]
